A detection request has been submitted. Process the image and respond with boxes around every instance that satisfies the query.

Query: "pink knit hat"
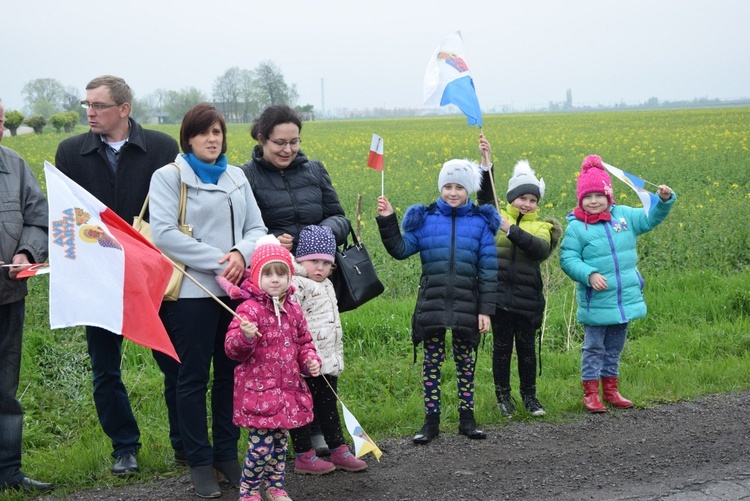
[249,235,294,287]
[577,155,614,208]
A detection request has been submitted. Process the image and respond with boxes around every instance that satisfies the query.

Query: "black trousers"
[289,375,345,454]
[491,310,538,398]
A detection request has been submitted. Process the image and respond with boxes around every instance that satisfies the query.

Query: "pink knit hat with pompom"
[577,155,614,208]
[249,235,294,287]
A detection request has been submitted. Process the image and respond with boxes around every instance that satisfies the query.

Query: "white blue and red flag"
[424,31,482,127]
[44,161,179,361]
[602,162,661,215]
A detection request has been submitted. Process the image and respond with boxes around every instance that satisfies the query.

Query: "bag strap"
[137,193,150,220]
[344,219,361,247]
[168,162,188,226]
[177,173,187,226]
[137,163,186,223]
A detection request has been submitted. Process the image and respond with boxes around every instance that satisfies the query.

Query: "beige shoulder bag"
[133,163,192,301]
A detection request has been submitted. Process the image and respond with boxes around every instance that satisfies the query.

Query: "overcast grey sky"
[3,0,748,114]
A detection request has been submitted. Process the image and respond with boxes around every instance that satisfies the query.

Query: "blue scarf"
[183,153,227,184]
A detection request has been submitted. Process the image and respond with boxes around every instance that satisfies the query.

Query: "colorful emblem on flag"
[44,161,179,361]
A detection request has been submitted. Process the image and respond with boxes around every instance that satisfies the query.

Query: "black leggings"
[491,310,537,397]
[289,375,345,454]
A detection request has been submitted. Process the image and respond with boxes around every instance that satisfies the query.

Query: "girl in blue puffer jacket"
[376,159,499,444]
[560,155,675,413]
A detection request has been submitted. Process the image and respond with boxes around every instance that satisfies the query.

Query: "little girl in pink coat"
[221,236,321,501]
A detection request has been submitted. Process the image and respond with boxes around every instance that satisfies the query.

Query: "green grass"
[2,108,750,498]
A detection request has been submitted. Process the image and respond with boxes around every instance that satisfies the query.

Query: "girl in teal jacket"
[560,155,675,413]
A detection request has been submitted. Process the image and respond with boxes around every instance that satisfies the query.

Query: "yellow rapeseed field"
[6,107,750,298]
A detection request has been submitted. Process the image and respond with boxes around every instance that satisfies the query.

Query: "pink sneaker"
[261,487,292,501]
[293,449,335,475]
[329,444,368,472]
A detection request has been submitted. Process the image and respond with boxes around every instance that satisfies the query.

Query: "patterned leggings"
[239,427,287,499]
[422,334,476,416]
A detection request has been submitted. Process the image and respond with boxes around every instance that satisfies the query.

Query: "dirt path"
[56,391,750,500]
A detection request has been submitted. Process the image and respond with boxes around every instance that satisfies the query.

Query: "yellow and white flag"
[341,402,382,461]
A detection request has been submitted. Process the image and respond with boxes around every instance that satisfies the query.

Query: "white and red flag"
[367,134,384,171]
[44,161,179,361]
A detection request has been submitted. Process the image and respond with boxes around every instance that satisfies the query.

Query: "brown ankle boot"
[582,380,607,413]
[601,376,634,408]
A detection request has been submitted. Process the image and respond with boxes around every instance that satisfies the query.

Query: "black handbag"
[331,225,384,312]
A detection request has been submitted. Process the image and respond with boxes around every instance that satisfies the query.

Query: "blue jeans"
[159,297,239,467]
[581,323,628,381]
[86,326,141,458]
[0,300,26,487]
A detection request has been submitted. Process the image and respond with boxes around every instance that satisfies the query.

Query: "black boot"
[458,410,486,440]
[521,387,547,417]
[213,459,241,488]
[413,414,440,445]
[497,390,515,418]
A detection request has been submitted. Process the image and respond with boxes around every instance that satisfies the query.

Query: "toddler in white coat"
[287,225,367,475]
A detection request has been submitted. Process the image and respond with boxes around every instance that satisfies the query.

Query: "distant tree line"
[6,60,315,133]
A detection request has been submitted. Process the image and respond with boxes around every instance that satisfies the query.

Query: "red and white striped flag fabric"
[367,134,384,171]
[44,161,179,361]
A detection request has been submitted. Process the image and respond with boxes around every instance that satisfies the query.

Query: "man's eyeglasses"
[80,101,120,111]
[267,137,302,148]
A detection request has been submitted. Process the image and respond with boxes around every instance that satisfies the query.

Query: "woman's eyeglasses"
[267,137,302,148]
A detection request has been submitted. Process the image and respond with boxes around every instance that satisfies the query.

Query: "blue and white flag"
[602,162,661,215]
[424,31,482,127]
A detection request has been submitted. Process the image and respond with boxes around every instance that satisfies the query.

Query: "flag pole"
[479,127,501,214]
[378,136,384,197]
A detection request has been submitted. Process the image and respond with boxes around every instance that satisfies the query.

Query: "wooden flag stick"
[479,127,501,214]
[168,259,243,322]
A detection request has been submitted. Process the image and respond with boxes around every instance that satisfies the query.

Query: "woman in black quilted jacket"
[240,105,349,254]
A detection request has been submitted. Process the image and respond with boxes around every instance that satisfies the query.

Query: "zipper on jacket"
[447,208,457,324]
[603,223,627,322]
[279,170,302,236]
[506,212,523,307]
[228,197,236,247]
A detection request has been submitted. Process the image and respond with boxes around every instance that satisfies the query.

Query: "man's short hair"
[86,75,133,106]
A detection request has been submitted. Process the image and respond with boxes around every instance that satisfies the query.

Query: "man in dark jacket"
[54,76,180,476]
[0,102,53,492]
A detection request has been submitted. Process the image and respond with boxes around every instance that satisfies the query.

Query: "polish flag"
[44,161,179,361]
[367,134,384,171]
[16,263,50,278]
